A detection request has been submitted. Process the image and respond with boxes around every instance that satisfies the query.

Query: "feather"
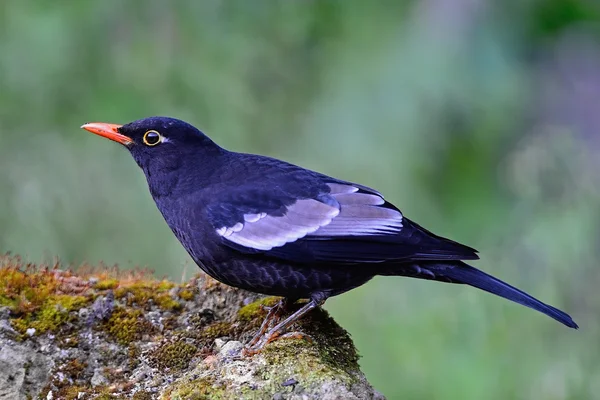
[216,198,339,250]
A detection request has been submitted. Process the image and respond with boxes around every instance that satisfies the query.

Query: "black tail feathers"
[393,261,578,329]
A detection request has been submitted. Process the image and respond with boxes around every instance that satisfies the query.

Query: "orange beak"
[80,122,133,146]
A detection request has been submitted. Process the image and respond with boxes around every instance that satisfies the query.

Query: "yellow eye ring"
[143,130,162,146]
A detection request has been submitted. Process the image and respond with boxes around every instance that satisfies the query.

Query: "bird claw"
[241,346,261,357]
[244,329,312,355]
[243,299,319,355]
[246,299,288,348]
[259,303,276,313]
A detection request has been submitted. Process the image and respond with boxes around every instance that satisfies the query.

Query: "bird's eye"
[143,130,162,146]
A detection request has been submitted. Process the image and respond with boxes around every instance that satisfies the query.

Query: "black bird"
[81,117,578,349]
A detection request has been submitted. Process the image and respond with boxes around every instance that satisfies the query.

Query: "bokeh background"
[1,1,599,399]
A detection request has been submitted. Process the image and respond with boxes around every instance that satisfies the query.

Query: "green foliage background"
[1,1,599,398]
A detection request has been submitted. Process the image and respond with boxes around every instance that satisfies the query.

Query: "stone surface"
[0,340,52,399]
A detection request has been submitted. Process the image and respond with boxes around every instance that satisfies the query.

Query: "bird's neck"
[140,149,227,200]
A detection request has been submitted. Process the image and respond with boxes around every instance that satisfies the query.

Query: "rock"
[0,308,10,320]
[218,340,243,357]
[0,340,52,399]
[0,320,18,337]
[0,255,384,399]
[214,338,227,350]
[90,368,108,387]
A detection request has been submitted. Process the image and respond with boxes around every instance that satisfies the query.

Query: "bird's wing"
[207,181,478,264]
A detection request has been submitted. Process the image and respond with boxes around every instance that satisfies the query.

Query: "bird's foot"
[246,298,289,349]
[243,299,319,355]
[244,329,313,355]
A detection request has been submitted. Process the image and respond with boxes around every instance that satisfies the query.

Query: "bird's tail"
[383,261,578,329]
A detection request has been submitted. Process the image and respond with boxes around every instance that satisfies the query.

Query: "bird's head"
[81,116,223,196]
[82,116,221,167]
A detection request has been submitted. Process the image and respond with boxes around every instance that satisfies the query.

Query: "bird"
[81,116,578,350]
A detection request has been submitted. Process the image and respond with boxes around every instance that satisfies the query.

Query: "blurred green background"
[1,1,599,399]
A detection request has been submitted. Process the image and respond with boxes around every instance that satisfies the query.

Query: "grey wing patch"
[327,181,383,196]
[310,183,403,236]
[216,199,340,251]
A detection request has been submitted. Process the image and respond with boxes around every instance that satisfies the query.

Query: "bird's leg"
[246,298,290,348]
[249,298,320,351]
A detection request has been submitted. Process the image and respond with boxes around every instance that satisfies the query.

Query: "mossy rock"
[0,254,383,399]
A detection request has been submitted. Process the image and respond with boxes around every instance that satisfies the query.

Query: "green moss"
[259,338,337,384]
[62,358,87,380]
[0,256,368,399]
[36,295,87,333]
[10,318,28,335]
[178,289,195,301]
[201,322,232,340]
[0,267,60,314]
[115,282,182,311]
[94,279,119,290]
[0,264,94,336]
[57,385,88,400]
[154,294,182,311]
[301,307,360,372]
[59,334,80,348]
[94,394,121,400]
[0,295,14,308]
[157,281,176,291]
[254,334,359,395]
[236,296,279,323]
[164,313,360,399]
[10,294,88,335]
[256,305,361,389]
[150,340,198,371]
[48,358,89,399]
[128,344,141,370]
[132,391,153,400]
[164,376,227,400]
[103,307,153,345]
[235,298,359,374]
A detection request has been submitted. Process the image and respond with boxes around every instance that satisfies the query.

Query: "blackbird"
[81,116,578,349]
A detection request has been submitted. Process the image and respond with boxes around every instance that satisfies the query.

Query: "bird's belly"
[195,256,375,299]
[163,217,374,298]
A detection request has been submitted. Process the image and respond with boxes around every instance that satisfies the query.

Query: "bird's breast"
[154,195,223,262]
